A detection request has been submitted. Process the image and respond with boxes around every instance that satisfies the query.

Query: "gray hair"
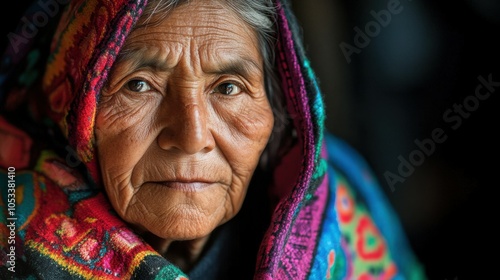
[134,0,290,168]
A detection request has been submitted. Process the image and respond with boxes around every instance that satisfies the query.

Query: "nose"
[157,96,215,154]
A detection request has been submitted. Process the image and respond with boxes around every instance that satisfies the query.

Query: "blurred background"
[2,0,499,278]
[290,0,499,278]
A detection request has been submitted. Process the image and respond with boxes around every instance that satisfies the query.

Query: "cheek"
[213,96,274,179]
[95,95,161,213]
[212,98,274,221]
[239,102,275,144]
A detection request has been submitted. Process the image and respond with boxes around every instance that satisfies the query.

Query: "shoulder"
[323,132,426,280]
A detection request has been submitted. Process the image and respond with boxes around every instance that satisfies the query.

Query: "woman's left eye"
[214,82,242,96]
[125,79,151,93]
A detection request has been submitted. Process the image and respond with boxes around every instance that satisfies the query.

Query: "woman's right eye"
[125,79,151,93]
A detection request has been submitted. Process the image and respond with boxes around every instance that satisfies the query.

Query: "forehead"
[120,0,262,69]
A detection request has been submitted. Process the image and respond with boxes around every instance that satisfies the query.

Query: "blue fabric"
[324,132,425,279]
[308,160,341,280]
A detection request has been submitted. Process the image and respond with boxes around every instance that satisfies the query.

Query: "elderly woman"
[0,0,425,279]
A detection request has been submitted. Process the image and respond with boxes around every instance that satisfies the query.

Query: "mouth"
[148,180,216,191]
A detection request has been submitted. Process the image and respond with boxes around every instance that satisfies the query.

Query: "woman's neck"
[142,232,211,272]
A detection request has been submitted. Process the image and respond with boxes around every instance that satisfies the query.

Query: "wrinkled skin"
[95,0,274,269]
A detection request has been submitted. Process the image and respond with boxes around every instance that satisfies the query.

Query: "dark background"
[290,0,499,279]
[2,1,499,279]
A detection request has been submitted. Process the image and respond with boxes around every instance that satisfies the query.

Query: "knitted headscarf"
[44,0,147,183]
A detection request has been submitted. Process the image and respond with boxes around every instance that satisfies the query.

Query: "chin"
[143,212,225,241]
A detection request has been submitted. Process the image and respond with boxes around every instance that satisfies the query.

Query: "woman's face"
[95,1,274,240]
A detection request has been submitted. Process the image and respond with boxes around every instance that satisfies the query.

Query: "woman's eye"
[125,79,151,93]
[214,82,242,96]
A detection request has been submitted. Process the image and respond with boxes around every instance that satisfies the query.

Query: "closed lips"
[148,180,216,191]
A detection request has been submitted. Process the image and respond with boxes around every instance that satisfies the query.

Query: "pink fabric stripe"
[276,174,329,279]
[255,2,327,279]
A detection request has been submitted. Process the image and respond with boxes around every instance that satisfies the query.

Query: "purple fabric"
[255,3,328,278]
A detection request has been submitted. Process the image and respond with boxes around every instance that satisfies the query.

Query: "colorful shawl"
[0,0,425,279]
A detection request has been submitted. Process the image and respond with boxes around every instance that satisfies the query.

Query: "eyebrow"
[206,57,263,78]
[115,47,263,78]
[115,50,171,72]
